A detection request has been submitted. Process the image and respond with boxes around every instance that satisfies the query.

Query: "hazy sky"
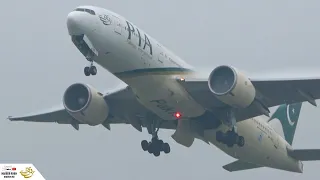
[1,0,320,179]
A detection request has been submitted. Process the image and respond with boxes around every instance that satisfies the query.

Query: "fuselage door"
[158,52,165,64]
[157,44,165,66]
[275,135,280,148]
[272,133,280,149]
[114,16,122,35]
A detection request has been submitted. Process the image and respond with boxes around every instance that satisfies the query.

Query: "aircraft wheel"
[141,140,149,151]
[216,131,224,143]
[162,143,170,154]
[158,139,164,145]
[147,143,153,154]
[153,150,160,157]
[90,66,97,75]
[237,136,245,147]
[84,66,90,76]
[225,131,237,148]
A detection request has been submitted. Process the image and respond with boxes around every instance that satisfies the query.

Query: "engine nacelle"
[208,65,256,108]
[63,83,109,126]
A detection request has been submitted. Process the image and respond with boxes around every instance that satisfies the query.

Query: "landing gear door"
[72,35,98,58]
[83,35,98,57]
[114,16,122,35]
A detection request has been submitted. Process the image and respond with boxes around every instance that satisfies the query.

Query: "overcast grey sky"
[1,0,320,179]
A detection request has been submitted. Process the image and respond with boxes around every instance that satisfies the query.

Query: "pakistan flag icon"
[268,102,303,145]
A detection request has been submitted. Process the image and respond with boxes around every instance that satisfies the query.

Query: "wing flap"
[223,160,263,172]
[288,149,320,161]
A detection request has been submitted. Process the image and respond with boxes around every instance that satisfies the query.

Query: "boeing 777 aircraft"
[8,5,320,173]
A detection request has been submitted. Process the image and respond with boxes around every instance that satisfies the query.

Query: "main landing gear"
[141,120,171,157]
[216,108,245,148]
[216,128,245,148]
[141,136,170,157]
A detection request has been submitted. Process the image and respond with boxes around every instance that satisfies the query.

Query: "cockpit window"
[74,8,96,15]
[75,8,85,12]
[85,9,95,15]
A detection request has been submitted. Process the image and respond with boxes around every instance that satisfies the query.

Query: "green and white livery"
[268,103,302,145]
[8,5,320,174]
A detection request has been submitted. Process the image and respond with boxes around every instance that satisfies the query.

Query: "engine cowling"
[63,83,109,126]
[208,65,256,108]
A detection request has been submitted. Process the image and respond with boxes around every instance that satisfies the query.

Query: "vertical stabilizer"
[268,103,302,145]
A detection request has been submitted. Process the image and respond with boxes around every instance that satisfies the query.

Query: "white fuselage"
[203,116,303,172]
[67,6,303,173]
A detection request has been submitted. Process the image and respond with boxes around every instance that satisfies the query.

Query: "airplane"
[7,5,320,173]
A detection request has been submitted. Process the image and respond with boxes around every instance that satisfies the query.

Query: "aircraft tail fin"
[223,160,263,172]
[268,103,303,145]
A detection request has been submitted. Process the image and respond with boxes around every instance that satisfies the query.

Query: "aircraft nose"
[67,11,83,35]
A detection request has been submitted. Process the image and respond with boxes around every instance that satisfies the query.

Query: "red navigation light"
[174,112,181,119]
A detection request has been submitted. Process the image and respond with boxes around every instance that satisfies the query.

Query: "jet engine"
[63,83,109,126]
[208,65,256,108]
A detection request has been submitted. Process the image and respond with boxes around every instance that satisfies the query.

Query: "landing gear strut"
[141,120,171,157]
[83,47,97,76]
[216,128,245,148]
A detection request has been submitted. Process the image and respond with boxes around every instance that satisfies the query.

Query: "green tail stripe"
[268,103,302,145]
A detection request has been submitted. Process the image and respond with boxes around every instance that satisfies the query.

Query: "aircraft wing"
[178,76,320,122]
[8,107,73,123]
[7,86,177,131]
[9,75,320,130]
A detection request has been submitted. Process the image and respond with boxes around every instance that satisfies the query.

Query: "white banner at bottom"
[0,164,45,180]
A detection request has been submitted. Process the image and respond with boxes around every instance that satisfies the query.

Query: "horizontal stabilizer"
[288,149,320,161]
[223,160,263,172]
